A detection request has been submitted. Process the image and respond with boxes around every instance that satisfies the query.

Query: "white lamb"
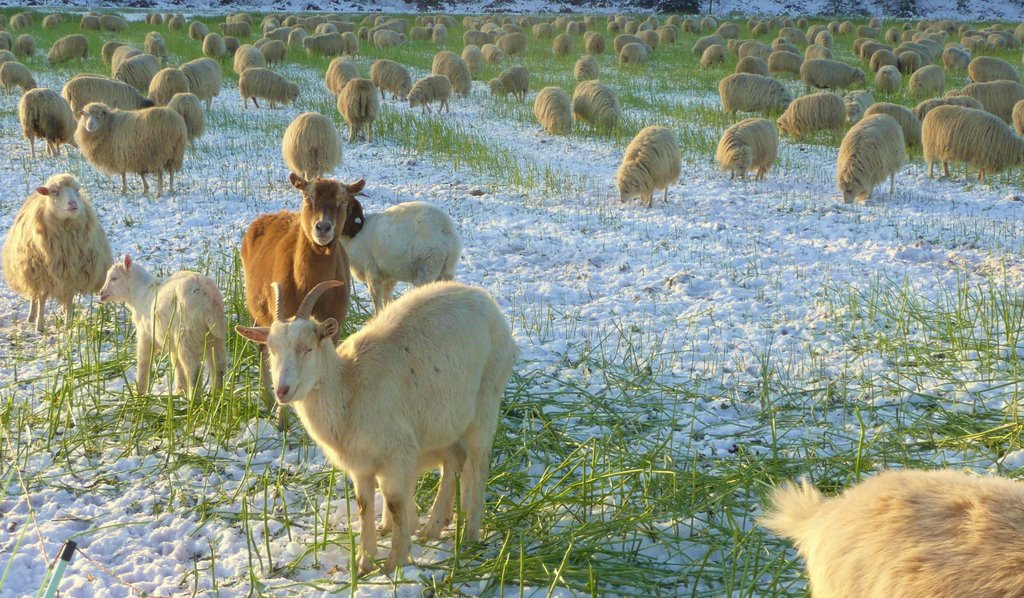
[99,255,227,395]
[236,280,515,575]
[339,200,461,313]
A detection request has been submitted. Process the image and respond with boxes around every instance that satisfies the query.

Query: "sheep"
[489,66,529,102]
[947,80,1024,123]
[373,30,406,49]
[0,62,34,95]
[836,113,905,203]
[167,15,186,31]
[48,35,89,65]
[692,34,725,57]
[325,57,358,96]
[148,68,190,106]
[715,117,778,181]
[75,102,187,197]
[42,14,60,29]
[233,44,266,75]
[80,15,100,31]
[613,34,643,54]
[896,50,921,74]
[804,44,833,60]
[99,256,226,396]
[178,58,221,112]
[1015,99,1024,135]
[497,32,526,55]
[572,80,621,131]
[619,42,650,66]
[201,33,226,59]
[922,105,1024,181]
[616,125,681,207]
[282,112,341,180]
[0,32,11,52]
[815,31,834,48]
[553,33,573,56]
[2,174,112,332]
[942,47,970,71]
[408,75,451,113]
[427,24,447,44]
[100,15,127,33]
[739,40,772,60]
[370,59,412,101]
[62,75,154,114]
[13,35,34,60]
[534,86,572,135]
[874,65,902,95]
[586,31,606,54]
[302,32,344,57]
[864,102,921,147]
[337,78,379,142]
[968,56,1020,83]
[160,93,202,146]
[239,174,363,426]
[464,30,492,47]
[701,44,726,67]
[574,55,599,82]
[189,21,210,42]
[717,22,741,39]
[220,21,251,38]
[337,200,461,312]
[845,90,875,125]
[908,64,945,100]
[736,56,770,76]
[762,469,1024,598]
[801,59,866,92]
[776,92,845,138]
[261,39,288,66]
[781,27,809,46]
[432,51,471,98]
[869,49,898,73]
[913,96,983,121]
[718,73,792,115]
[18,88,75,159]
[768,50,803,75]
[239,68,299,110]
[115,54,160,93]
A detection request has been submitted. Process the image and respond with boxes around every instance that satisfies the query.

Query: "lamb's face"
[78,103,109,134]
[37,181,81,221]
[98,259,132,303]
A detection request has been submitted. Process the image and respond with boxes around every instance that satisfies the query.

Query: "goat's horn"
[296,280,344,320]
[271,282,284,322]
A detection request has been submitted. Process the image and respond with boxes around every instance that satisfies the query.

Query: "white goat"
[100,255,227,395]
[340,199,461,313]
[236,280,515,575]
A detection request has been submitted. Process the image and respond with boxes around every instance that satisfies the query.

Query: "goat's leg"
[421,444,465,540]
[353,473,378,576]
[207,337,226,392]
[136,335,154,395]
[460,424,497,543]
[379,464,415,574]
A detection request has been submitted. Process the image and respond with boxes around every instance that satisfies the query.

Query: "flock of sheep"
[2,7,1024,589]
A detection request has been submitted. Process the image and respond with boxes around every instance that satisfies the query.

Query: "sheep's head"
[290,172,366,247]
[99,255,136,303]
[77,102,111,134]
[407,87,424,108]
[36,173,82,221]
[853,68,866,85]
[488,78,504,96]
[236,280,341,405]
[286,81,300,103]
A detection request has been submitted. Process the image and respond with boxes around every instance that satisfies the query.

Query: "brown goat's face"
[289,173,366,247]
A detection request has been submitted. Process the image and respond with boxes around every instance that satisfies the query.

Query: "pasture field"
[2,9,1024,597]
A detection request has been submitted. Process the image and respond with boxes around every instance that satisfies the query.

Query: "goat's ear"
[346,179,366,195]
[235,325,269,344]
[76,110,84,118]
[317,318,338,341]
[35,186,50,196]
[288,172,307,191]
[123,254,132,269]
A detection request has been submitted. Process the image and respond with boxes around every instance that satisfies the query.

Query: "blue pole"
[41,540,76,598]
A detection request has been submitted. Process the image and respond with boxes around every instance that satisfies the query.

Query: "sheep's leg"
[348,127,357,143]
[169,171,175,194]
[136,335,154,395]
[141,174,151,197]
[979,169,985,182]
[928,160,934,178]
[157,171,164,198]
[443,99,450,113]
[663,187,670,203]
[646,193,653,209]
[120,172,128,194]
[371,280,396,313]
[35,300,46,333]
[943,161,950,177]
[890,173,895,196]
[27,298,38,325]
[27,136,35,159]
[61,300,73,328]
[367,122,373,143]
[353,473,378,576]
[379,467,414,574]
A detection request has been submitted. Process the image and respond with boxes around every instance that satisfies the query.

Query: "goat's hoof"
[419,521,444,540]
[357,555,376,577]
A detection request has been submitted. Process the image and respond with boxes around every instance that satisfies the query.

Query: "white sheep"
[761,469,1024,598]
[339,200,461,312]
[19,87,75,158]
[282,112,342,180]
[236,280,515,575]
[616,125,681,207]
[837,113,906,203]
[800,59,866,92]
[776,92,846,138]
[2,174,112,332]
[99,255,227,395]
[922,105,1024,181]
[407,75,451,114]
[844,90,874,124]
[716,117,778,180]
[718,73,792,115]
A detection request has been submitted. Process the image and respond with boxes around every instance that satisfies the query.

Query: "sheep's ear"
[123,255,132,269]
[288,172,307,190]
[346,179,366,195]
[35,187,50,196]
[235,325,269,344]
[317,318,338,341]
[76,110,84,118]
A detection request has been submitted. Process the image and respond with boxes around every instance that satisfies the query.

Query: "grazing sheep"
[114,54,160,93]
[432,51,471,98]
[99,256,226,396]
[0,62,34,95]
[167,92,204,144]
[616,126,681,207]
[844,90,875,124]
[239,68,299,109]
[48,35,89,65]
[815,31,834,48]
[203,33,227,59]
[282,112,342,180]
[948,80,1024,123]
[869,49,898,73]
[167,15,185,31]
[179,58,221,111]
[110,46,142,74]
[80,15,100,31]
[18,88,75,158]
[908,64,945,100]
[717,22,741,39]
[1015,99,1024,135]
[370,59,412,101]
[337,78,379,142]
[716,118,778,180]
[464,30,492,47]
[338,200,461,312]
[573,80,621,130]
[923,105,1024,181]
[619,42,650,66]
[874,65,902,95]
[942,47,970,71]
[220,21,251,38]
[736,56,770,76]
[75,102,187,197]
[62,75,154,114]
[233,44,266,75]
[533,23,553,38]
[781,27,809,46]
[836,113,905,203]
[553,33,573,56]
[408,75,451,113]
[701,44,726,67]
[897,50,921,73]
[373,30,406,49]
[260,39,288,66]
[189,21,210,41]
[461,45,484,79]
[497,32,526,55]
[768,50,803,75]
[692,34,726,57]
[776,92,846,138]
[586,31,606,54]
[968,56,1020,83]
[430,24,448,44]
[762,469,1024,598]
[913,96,983,121]
[303,32,345,57]
[236,279,513,576]
[148,68,190,106]
[288,28,308,48]
[864,102,921,147]
[14,35,34,59]
[481,44,504,66]
[534,86,572,134]
[574,55,599,81]
[325,57,358,96]
[804,44,833,60]
[801,59,866,92]
[100,15,127,33]
[42,15,60,29]
[613,34,643,54]
[719,73,792,115]
[2,174,112,332]
[239,174,363,426]
[739,40,772,61]
[489,66,529,102]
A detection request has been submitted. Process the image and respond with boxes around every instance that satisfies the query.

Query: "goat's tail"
[759,478,825,542]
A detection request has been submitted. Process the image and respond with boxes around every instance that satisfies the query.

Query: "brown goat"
[241,172,365,426]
